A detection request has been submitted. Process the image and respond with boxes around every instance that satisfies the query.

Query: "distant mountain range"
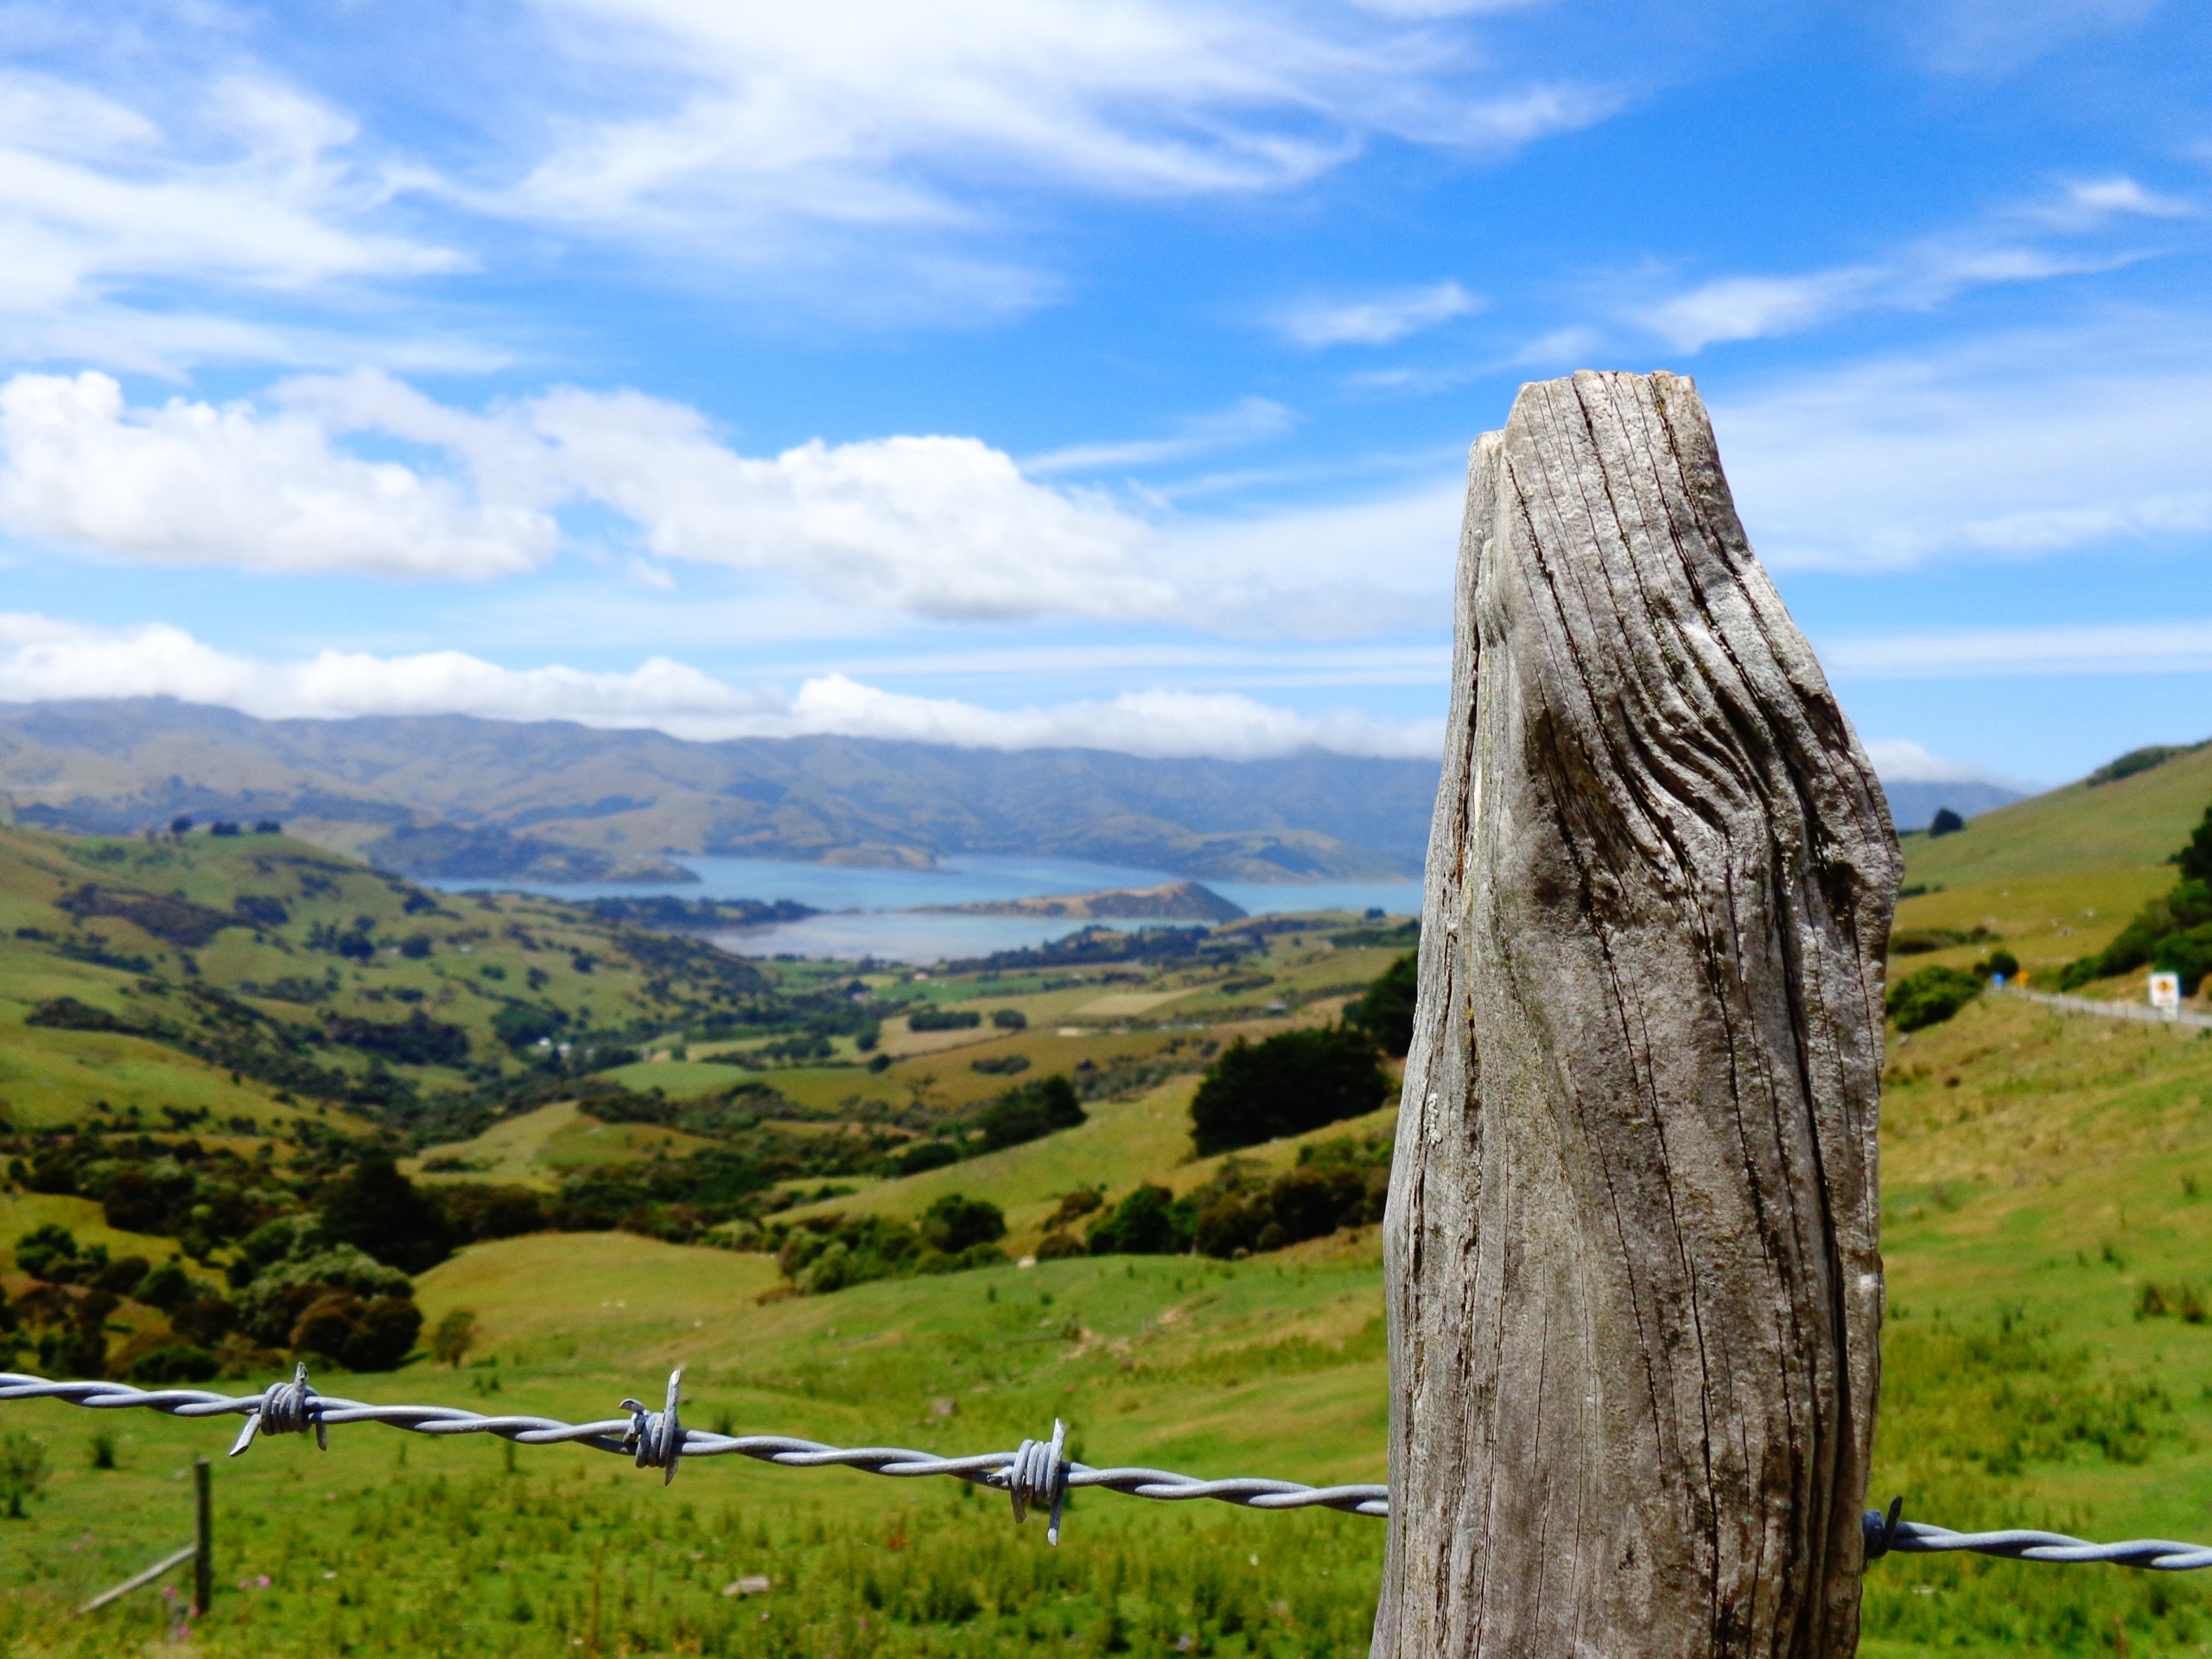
[0,698,2023,881]
[0,699,1438,883]
[1879,780,2022,834]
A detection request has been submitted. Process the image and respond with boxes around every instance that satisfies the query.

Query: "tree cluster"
[1187,1024,1392,1157]
[774,1193,1007,1294]
[2061,803,2212,994]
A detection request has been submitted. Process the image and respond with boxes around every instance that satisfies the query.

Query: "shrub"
[893,1141,960,1177]
[1344,952,1417,1058]
[1974,950,2020,982]
[430,1309,479,1367]
[290,1292,423,1371]
[0,1431,48,1518]
[1188,1026,1391,1156]
[319,1156,454,1274]
[1087,1185,1193,1255]
[14,1224,87,1283]
[134,1261,194,1312]
[130,1344,220,1384]
[1887,965,1983,1032]
[976,1075,1085,1152]
[969,1053,1031,1076]
[907,1007,982,1032]
[1034,1230,1085,1260]
[990,1008,1027,1029]
[919,1194,1006,1255]
[1929,807,1967,837]
[92,1255,149,1297]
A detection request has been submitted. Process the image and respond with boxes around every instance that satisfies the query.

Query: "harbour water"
[430,852,1417,964]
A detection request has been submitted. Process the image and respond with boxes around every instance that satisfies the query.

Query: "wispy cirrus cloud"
[1274,280,1483,346]
[1825,620,2212,678]
[1021,397,1293,476]
[1713,316,2212,571]
[1635,175,2191,352]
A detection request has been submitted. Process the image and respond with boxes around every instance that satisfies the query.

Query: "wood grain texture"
[1371,371,1899,1659]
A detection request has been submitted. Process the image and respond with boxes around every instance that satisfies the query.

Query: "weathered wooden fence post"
[1372,371,1898,1659]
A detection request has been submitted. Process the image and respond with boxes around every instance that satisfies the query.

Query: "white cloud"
[505,1,1616,237]
[1891,0,2166,78]
[0,367,1166,616]
[1824,621,2212,678]
[2052,175,2195,223]
[1276,280,1483,347]
[0,372,553,579]
[1021,397,1292,475]
[0,69,467,373]
[787,673,1440,758]
[1711,318,2212,570]
[1859,737,2016,785]
[1636,177,2181,353]
[0,613,1440,759]
[0,365,1479,632]
[518,387,1169,620]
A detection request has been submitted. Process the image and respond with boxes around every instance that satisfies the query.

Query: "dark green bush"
[907,1007,981,1032]
[1887,965,1983,1032]
[1086,1185,1194,1255]
[893,1140,960,1177]
[1188,1026,1390,1156]
[918,1194,1006,1255]
[1344,952,1416,1057]
[319,1157,454,1274]
[129,1344,220,1384]
[976,1075,1084,1152]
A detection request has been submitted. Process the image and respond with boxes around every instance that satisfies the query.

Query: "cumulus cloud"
[1275,281,1484,347]
[0,613,1440,759]
[0,368,1166,615]
[0,372,553,579]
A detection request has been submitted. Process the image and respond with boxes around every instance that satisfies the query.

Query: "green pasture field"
[1903,741,2212,889]
[404,1102,722,1188]
[16,793,2212,1652]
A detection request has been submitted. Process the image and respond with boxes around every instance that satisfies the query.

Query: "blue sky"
[1,0,2209,789]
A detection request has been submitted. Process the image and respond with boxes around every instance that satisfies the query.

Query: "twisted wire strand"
[16,1371,2196,1566]
[1880,1518,2212,1573]
[0,1370,1389,1541]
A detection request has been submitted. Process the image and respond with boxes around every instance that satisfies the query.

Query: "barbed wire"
[1866,1498,2212,1572]
[8,1368,2206,1570]
[0,1366,1387,1545]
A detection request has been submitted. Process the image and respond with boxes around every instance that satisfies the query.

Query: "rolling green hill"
[16,744,2212,1655]
[1903,739,2212,887]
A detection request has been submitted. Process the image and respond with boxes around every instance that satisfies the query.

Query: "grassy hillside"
[13,988,2212,1654]
[21,772,2212,1655]
[1903,740,2212,887]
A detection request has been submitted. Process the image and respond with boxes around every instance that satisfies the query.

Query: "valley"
[0,737,2206,1654]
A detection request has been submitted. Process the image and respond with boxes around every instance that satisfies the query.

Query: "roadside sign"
[2150,970,2181,1013]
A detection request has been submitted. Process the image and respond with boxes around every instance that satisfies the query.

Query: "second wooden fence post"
[1372,371,1899,1659]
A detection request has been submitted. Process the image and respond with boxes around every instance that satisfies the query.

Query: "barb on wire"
[27,1367,2193,1571]
[0,1367,1389,1543]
